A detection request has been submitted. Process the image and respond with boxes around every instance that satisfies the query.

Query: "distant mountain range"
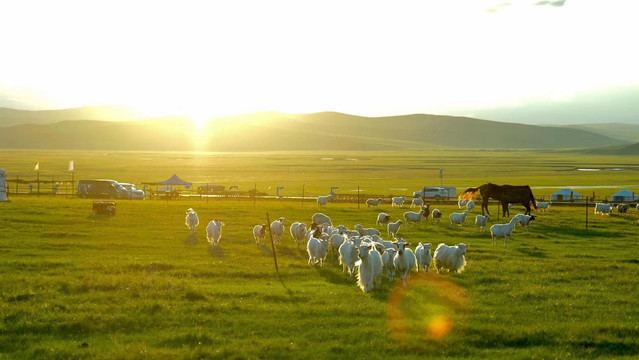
[0,106,635,151]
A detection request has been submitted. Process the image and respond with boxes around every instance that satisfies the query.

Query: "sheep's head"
[358,245,372,260]
[457,243,467,255]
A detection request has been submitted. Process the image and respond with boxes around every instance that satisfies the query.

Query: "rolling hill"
[0,105,141,127]
[0,109,629,151]
[563,123,639,143]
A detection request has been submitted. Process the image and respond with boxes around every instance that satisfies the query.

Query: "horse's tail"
[529,187,538,209]
[459,187,480,201]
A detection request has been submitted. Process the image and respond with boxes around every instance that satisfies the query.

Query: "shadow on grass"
[208,245,224,259]
[516,246,547,258]
[185,234,197,246]
[536,224,626,238]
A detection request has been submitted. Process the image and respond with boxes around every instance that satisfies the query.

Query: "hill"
[0,109,628,151]
[0,105,141,127]
[578,142,639,155]
[562,123,639,143]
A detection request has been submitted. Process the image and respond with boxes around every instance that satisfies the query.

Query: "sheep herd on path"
[184,196,624,293]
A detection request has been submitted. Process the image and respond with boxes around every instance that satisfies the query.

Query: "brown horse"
[460,183,537,217]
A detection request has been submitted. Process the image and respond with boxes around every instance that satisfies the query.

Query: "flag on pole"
[68,160,74,171]
[34,162,40,171]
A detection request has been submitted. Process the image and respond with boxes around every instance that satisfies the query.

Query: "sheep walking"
[355,224,381,237]
[329,233,347,258]
[376,213,391,227]
[366,198,383,207]
[307,235,330,266]
[253,224,267,245]
[617,204,629,214]
[381,248,398,281]
[474,214,490,232]
[392,196,406,208]
[458,199,468,208]
[317,193,336,207]
[185,208,199,234]
[411,197,424,208]
[434,243,467,274]
[393,240,416,286]
[387,220,403,238]
[311,213,332,227]
[270,217,285,246]
[536,201,550,212]
[415,242,432,274]
[403,206,428,225]
[289,222,308,249]
[431,209,442,223]
[339,240,359,276]
[512,213,536,230]
[594,203,614,215]
[490,217,518,246]
[449,210,470,227]
[356,244,383,293]
[206,220,225,246]
[467,200,476,212]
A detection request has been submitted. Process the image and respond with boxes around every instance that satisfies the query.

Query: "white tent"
[551,188,580,201]
[611,189,638,202]
[0,168,7,201]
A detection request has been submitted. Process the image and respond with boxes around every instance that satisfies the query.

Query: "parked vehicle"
[119,183,146,200]
[77,179,128,199]
[413,186,449,200]
[197,184,225,194]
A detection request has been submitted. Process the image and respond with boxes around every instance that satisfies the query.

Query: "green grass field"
[1,150,639,359]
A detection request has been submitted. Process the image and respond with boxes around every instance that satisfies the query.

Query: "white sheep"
[594,203,614,215]
[355,224,381,237]
[307,236,330,266]
[356,244,383,292]
[252,224,267,245]
[431,209,442,223]
[536,201,550,212]
[366,198,383,207]
[329,233,347,258]
[185,208,199,234]
[512,213,536,230]
[393,240,416,286]
[381,247,398,281]
[458,199,468,208]
[317,193,336,207]
[467,200,476,212]
[206,219,225,246]
[449,210,470,227]
[392,196,406,208]
[490,217,518,246]
[403,206,428,225]
[474,214,490,232]
[387,220,403,238]
[339,240,359,276]
[411,197,424,208]
[434,243,467,274]
[376,213,391,227]
[311,213,333,227]
[270,217,285,245]
[289,222,308,249]
[415,242,432,274]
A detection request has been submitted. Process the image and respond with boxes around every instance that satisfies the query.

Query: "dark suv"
[77,179,128,199]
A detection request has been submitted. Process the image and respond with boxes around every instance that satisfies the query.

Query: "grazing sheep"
[185,208,199,234]
[339,240,359,276]
[376,213,391,227]
[381,248,398,281]
[289,222,308,249]
[355,224,381,237]
[307,236,330,266]
[387,220,403,238]
[253,224,267,245]
[403,206,428,225]
[537,201,550,212]
[317,193,336,207]
[490,217,518,246]
[393,240,416,286]
[617,204,629,214]
[467,200,476,212]
[411,197,424,208]
[392,196,406,208]
[458,199,468,208]
[431,208,442,223]
[356,244,383,293]
[434,243,467,274]
[312,213,333,227]
[474,214,490,232]
[512,213,537,230]
[206,220,225,246]
[270,217,285,245]
[415,242,432,274]
[366,198,383,207]
[449,210,470,227]
[594,203,614,215]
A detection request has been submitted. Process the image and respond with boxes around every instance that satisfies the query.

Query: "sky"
[1,0,638,124]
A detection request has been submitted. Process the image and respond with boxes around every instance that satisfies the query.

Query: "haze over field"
[1,0,638,125]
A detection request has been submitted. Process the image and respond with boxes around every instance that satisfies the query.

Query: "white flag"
[68,160,74,171]
[34,162,39,171]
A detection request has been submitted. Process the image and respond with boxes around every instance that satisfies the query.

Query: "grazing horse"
[459,183,537,217]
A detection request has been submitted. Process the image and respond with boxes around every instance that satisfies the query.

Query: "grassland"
[1,150,639,359]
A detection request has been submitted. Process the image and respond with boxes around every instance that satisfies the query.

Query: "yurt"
[611,189,638,202]
[551,188,581,201]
